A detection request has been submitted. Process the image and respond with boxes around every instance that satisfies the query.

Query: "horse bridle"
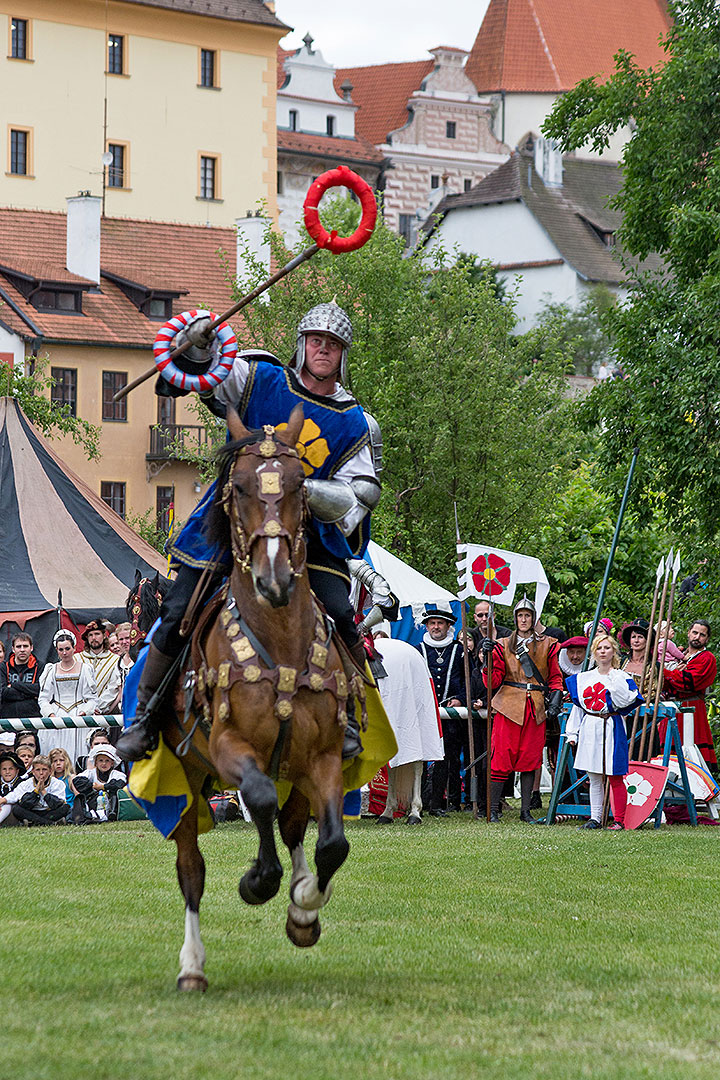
[221,425,306,578]
[129,577,164,648]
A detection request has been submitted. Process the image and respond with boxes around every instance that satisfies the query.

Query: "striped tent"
[0,397,169,663]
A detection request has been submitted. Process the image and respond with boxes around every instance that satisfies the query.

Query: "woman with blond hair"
[563,632,643,830]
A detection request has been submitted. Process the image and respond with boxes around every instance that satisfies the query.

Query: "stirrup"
[116,716,160,762]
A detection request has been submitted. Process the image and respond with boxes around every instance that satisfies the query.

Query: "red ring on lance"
[303,165,377,254]
[153,308,238,392]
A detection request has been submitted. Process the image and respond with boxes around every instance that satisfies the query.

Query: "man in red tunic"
[661,619,717,769]
[481,596,563,822]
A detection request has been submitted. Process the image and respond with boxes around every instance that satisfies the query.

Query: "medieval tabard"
[491,636,556,725]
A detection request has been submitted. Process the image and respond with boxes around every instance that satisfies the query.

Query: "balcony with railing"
[146,424,209,461]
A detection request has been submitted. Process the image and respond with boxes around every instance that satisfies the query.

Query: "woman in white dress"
[38,631,98,760]
[564,632,643,830]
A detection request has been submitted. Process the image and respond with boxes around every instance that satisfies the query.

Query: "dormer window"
[0,265,88,313]
[289,109,298,131]
[101,270,185,320]
[578,213,616,248]
[33,288,82,312]
[326,115,335,136]
[144,296,173,320]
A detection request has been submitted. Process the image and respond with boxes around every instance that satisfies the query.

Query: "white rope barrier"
[0,715,122,732]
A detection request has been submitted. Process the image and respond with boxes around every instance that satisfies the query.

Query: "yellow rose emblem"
[276,417,330,476]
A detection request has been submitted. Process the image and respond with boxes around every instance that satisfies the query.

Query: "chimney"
[66,193,101,284]
[236,211,271,281]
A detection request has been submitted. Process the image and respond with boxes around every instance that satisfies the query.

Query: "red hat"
[559,635,588,650]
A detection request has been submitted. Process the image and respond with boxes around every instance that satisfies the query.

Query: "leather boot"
[519,771,537,823]
[340,640,367,760]
[489,780,505,823]
[116,644,177,762]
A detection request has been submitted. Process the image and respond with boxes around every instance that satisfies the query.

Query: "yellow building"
[0,198,252,527]
[1,0,287,225]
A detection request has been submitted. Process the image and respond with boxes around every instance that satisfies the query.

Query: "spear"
[628,555,665,758]
[454,503,478,817]
[647,550,681,757]
[638,548,673,760]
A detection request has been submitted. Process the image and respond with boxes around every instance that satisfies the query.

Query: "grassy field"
[3,810,720,1080]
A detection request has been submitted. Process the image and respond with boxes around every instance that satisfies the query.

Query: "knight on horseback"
[116,301,381,764]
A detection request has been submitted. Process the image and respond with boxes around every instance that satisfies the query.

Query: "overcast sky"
[276,1,491,68]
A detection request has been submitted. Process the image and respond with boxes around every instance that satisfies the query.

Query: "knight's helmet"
[513,594,537,629]
[292,302,353,383]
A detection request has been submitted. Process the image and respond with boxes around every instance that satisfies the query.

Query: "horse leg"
[174,799,208,992]
[407,761,423,824]
[233,755,283,905]
[312,755,350,897]
[278,786,321,948]
[377,766,396,823]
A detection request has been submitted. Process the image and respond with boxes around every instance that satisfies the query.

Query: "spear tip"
[673,550,681,577]
[655,556,664,580]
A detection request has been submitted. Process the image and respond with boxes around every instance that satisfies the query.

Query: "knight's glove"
[175,315,216,367]
[479,637,496,655]
[545,689,564,721]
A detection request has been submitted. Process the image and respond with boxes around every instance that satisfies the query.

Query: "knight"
[481,595,563,822]
[116,302,381,763]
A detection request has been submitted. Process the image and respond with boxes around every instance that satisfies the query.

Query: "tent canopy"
[366,541,460,644]
[0,396,168,619]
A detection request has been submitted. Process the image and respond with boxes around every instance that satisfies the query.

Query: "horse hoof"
[286,911,321,948]
[239,870,282,906]
[177,974,208,993]
[376,814,394,824]
[406,814,422,825]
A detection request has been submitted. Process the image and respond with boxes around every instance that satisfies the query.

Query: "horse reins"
[221,425,306,579]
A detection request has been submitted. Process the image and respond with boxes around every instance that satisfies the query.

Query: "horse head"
[221,404,307,609]
[126,569,170,657]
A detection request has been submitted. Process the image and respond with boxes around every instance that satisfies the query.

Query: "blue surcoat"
[168,361,371,572]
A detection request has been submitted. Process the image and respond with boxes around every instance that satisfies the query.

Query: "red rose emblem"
[582,682,608,712]
[471,553,512,598]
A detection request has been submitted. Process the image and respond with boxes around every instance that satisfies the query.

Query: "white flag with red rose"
[456,544,550,616]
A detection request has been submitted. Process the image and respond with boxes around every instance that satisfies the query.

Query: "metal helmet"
[293,302,353,383]
[514,594,536,628]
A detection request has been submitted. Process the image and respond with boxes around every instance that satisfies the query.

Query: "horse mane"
[205,429,265,550]
[125,572,171,625]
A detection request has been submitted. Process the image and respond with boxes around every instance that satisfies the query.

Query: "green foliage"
[126,507,170,556]
[0,356,100,459]
[530,285,617,376]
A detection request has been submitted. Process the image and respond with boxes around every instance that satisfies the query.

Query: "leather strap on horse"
[180,556,225,639]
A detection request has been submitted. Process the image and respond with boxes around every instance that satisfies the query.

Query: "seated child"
[0,754,69,825]
[0,750,24,826]
[72,744,126,823]
[48,747,76,816]
[75,728,112,773]
[13,738,36,779]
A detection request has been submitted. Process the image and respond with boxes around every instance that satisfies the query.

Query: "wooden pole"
[638,549,673,760]
[454,504,477,817]
[647,550,681,758]
[628,555,665,757]
[486,630,494,823]
[113,243,319,402]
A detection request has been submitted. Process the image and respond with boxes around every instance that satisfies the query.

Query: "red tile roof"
[0,209,238,347]
[277,129,384,166]
[277,46,295,88]
[466,0,671,93]
[334,60,434,145]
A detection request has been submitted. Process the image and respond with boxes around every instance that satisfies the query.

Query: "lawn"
[3,812,720,1080]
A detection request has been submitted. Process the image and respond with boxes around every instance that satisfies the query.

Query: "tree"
[542,0,720,536]
[0,355,100,459]
[530,285,617,376]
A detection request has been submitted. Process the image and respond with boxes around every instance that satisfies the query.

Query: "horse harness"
[129,577,164,650]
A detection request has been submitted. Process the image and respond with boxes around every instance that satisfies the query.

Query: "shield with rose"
[610,762,669,830]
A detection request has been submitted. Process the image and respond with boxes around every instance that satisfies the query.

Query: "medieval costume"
[72,743,126,823]
[38,633,98,760]
[80,621,122,714]
[483,596,563,822]
[564,667,643,829]
[661,649,717,767]
[118,302,381,762]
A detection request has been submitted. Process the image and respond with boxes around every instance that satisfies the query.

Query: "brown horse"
[164,404,355,991]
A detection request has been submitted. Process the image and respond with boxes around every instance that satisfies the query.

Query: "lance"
[647,549,681,758]
[581,448,639,671]
[56,588,63,634]
[638,548,673,760]
[628,555,665,757]
[455,503,478,818]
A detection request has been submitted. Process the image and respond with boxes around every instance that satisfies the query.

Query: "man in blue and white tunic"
[117,302,380,763]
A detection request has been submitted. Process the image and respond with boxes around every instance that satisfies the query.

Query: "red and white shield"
[611,762,669,830]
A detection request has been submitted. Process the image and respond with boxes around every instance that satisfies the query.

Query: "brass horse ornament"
[163,404,368,991]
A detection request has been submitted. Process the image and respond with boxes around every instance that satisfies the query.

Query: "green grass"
[3,812,720,1080]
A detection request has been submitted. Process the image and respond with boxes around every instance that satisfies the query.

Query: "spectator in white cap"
[72,743,126,823]
[416,603,466,815]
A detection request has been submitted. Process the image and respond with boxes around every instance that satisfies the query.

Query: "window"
[156,485,174,533]
[102,371,127,421]
[107,34,124,75]
[398,214,413,249]
[326,115,335,137]
[200,155,216,199]
[446,121,456,139]
[10,128,28,175]
[11,17,28,59]
[200,48,215,87]
[430,175,439,190]
[106,143,125,188]
[145,296,170,320]
[157,396,176,427]
[51,368,77,415]
[464,178,472,192]
[277,171,283,195]
[33,288,80,312]
[288,109,298,131]
[101,481,126,519]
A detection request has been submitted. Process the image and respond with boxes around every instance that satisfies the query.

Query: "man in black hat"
[416,603,467,814]
[80,621,121,717]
